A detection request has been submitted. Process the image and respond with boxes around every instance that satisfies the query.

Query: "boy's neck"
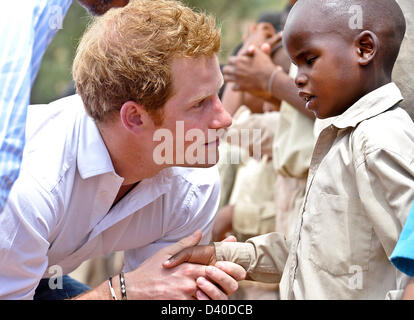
[360,73,392,99]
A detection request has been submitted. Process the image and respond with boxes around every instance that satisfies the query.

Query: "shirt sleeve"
[355,147,414,257]
[0,5,35,212]
[391,202,414,277]
[354,145,414,299]
[0,173,55,299]
[215,231,290,283]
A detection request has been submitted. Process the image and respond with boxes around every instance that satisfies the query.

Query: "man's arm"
[0,174,56,299]
[76,230,246,300]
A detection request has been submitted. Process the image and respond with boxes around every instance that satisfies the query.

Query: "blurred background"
[30,0,288,105]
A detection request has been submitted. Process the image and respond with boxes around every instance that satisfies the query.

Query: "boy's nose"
[295,73,308,88]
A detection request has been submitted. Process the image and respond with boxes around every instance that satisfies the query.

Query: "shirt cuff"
[214,241,254,272]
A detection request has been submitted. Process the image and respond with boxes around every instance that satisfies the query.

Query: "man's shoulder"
[26,94,84,135]
[22,95,86,191]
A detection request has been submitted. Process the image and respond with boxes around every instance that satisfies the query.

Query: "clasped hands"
[162,230,245,300]
[223,22,284,101]
[122,229,245,300]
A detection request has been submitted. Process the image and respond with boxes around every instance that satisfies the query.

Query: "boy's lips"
[299,91,316,110]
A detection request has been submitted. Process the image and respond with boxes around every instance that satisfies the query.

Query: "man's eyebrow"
[188,77,224,105]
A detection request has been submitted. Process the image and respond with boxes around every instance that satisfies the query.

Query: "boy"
[165,0,414,299]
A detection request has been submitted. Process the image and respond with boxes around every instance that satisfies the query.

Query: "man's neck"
[97,121,162,184]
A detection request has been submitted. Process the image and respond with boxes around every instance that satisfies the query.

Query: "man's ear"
[119,101,152,134]
[355,30,379,66]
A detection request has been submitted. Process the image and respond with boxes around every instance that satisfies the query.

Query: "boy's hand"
[163,243,217,267]
[163,234,237,268]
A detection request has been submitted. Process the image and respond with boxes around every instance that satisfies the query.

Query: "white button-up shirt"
[0,95,219,299]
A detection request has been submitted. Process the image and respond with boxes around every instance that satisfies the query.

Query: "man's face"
[77,0,129,15]
[152,55,232,168]
[284,15,364,119]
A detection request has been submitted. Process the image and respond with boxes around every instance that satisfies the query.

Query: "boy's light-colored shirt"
[216,83,414,299]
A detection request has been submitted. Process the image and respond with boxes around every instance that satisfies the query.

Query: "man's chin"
[172,155,220,168]
[176,161,218,169]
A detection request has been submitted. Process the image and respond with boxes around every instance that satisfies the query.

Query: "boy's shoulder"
[351,105,414,159]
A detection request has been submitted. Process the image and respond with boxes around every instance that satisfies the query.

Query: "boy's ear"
[355,30,379,66]
[119,101,153,134]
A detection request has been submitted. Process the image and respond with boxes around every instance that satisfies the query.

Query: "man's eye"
[193,100,205,109]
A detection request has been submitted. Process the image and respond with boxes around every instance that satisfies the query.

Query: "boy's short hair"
[72,0,221,124]
[287,0,406,75]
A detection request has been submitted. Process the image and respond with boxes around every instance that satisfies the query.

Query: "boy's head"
[283,0,406,119]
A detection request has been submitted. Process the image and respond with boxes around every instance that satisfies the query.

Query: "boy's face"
[284,15,365,119]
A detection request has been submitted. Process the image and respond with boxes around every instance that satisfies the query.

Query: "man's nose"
[209,97,232,129]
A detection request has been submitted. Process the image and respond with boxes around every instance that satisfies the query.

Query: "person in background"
[0,0,130,214]
[391,202,414,299]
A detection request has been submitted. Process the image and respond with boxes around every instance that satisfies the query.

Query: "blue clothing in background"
[391,202,414,276]
[34,275,90,300]
[0,0,72,212]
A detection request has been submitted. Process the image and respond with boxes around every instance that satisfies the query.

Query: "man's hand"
[163,234,245,300]
[124,230,244,300]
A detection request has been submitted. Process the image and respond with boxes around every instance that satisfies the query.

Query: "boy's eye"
[306,56,317,66]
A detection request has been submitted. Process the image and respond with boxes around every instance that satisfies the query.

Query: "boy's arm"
[403,277,414,300]
[354,137,414,298]
[165,232,290,284]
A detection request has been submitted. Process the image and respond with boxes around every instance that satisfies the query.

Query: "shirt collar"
[77,111,118,180]
[332,82,403,129]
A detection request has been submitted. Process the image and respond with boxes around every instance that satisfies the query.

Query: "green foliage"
[184,0,286,60]
[31,2,91,104]
[31,0,287,104]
